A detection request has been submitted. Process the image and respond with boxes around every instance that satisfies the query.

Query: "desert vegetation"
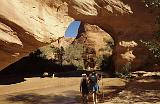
[139,0,160,70]
[29,36,114,73]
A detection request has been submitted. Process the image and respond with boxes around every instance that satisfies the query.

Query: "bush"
[140,40,160,59]
[115,62,132,79]
[63,44,86,69]
[140,0,160,63]
[144,0,160,8]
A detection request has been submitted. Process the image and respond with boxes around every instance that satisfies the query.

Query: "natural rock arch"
[0,0,159,71]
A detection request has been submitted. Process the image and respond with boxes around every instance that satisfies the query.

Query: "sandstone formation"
[73,23,114,57]
[72,23,114,70]
[0,0,159,71]
[0,0,73,70]
[65,0,159,71]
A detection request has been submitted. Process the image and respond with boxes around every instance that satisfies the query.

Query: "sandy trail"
[0,77,159,104]
[0,77,81,104]
[0,77,125,104]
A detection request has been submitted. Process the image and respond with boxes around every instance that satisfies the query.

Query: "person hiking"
[88,71,100,92]
[88,71,100,104]
[80,74,89,104]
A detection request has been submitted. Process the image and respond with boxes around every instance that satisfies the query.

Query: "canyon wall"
[0,0,73,70]
[0,0,159,71]
[65,0,159,71]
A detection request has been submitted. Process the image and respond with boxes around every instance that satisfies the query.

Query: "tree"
[140,0,160,64]
[63,44,86,69]
[144,0,160,8]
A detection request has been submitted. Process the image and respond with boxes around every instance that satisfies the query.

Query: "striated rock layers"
[0,0,159,71]
[0,0,73,70]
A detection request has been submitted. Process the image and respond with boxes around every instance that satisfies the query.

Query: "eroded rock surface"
[73,23,114,57]
[65,0,159,71]
[0,0,73,70]
[0,0,159,71]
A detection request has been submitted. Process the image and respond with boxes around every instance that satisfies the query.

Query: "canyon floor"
[0,77,159,104]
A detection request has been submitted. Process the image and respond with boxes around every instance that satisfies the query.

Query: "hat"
[82,74,87,76]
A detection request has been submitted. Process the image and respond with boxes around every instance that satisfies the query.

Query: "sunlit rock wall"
[0,0,159,71]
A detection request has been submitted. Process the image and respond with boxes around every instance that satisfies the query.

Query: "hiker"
[80,74,89,104]
[88,71,100,93]
[88,71,100,104]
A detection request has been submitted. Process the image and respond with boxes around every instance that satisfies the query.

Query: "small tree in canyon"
[63,44,86,69]
[140,0,160,66]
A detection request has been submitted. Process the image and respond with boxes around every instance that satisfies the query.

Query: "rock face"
[72,23,114,70]
[0,0,73,70]
[0,0,159,71]
[65,0,159,71]
[73,23,113,58]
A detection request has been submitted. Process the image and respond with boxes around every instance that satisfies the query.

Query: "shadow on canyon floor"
[6,91,81,104]
[0,75,26,85]
[0,56,78,85]
[0,55,112,85]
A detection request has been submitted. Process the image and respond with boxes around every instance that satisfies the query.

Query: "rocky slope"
[0,0,159,71]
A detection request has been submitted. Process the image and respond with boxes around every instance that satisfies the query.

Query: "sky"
[65,21,81,37]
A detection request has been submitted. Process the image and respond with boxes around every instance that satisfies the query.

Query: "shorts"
[89,83,99,92]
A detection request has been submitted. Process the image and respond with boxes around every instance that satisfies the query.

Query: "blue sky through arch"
[65,21,81,37]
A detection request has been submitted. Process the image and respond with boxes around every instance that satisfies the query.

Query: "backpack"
[89,74,97,83]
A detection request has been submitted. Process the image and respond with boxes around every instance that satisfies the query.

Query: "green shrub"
[63,44,86,69]
[140,0,160,63]
[115,62,132,79]
[140,40,160,58]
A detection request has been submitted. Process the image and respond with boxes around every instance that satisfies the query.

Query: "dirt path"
[0,77,126,104]
[0,77,159,104]
[0,77,81,104]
